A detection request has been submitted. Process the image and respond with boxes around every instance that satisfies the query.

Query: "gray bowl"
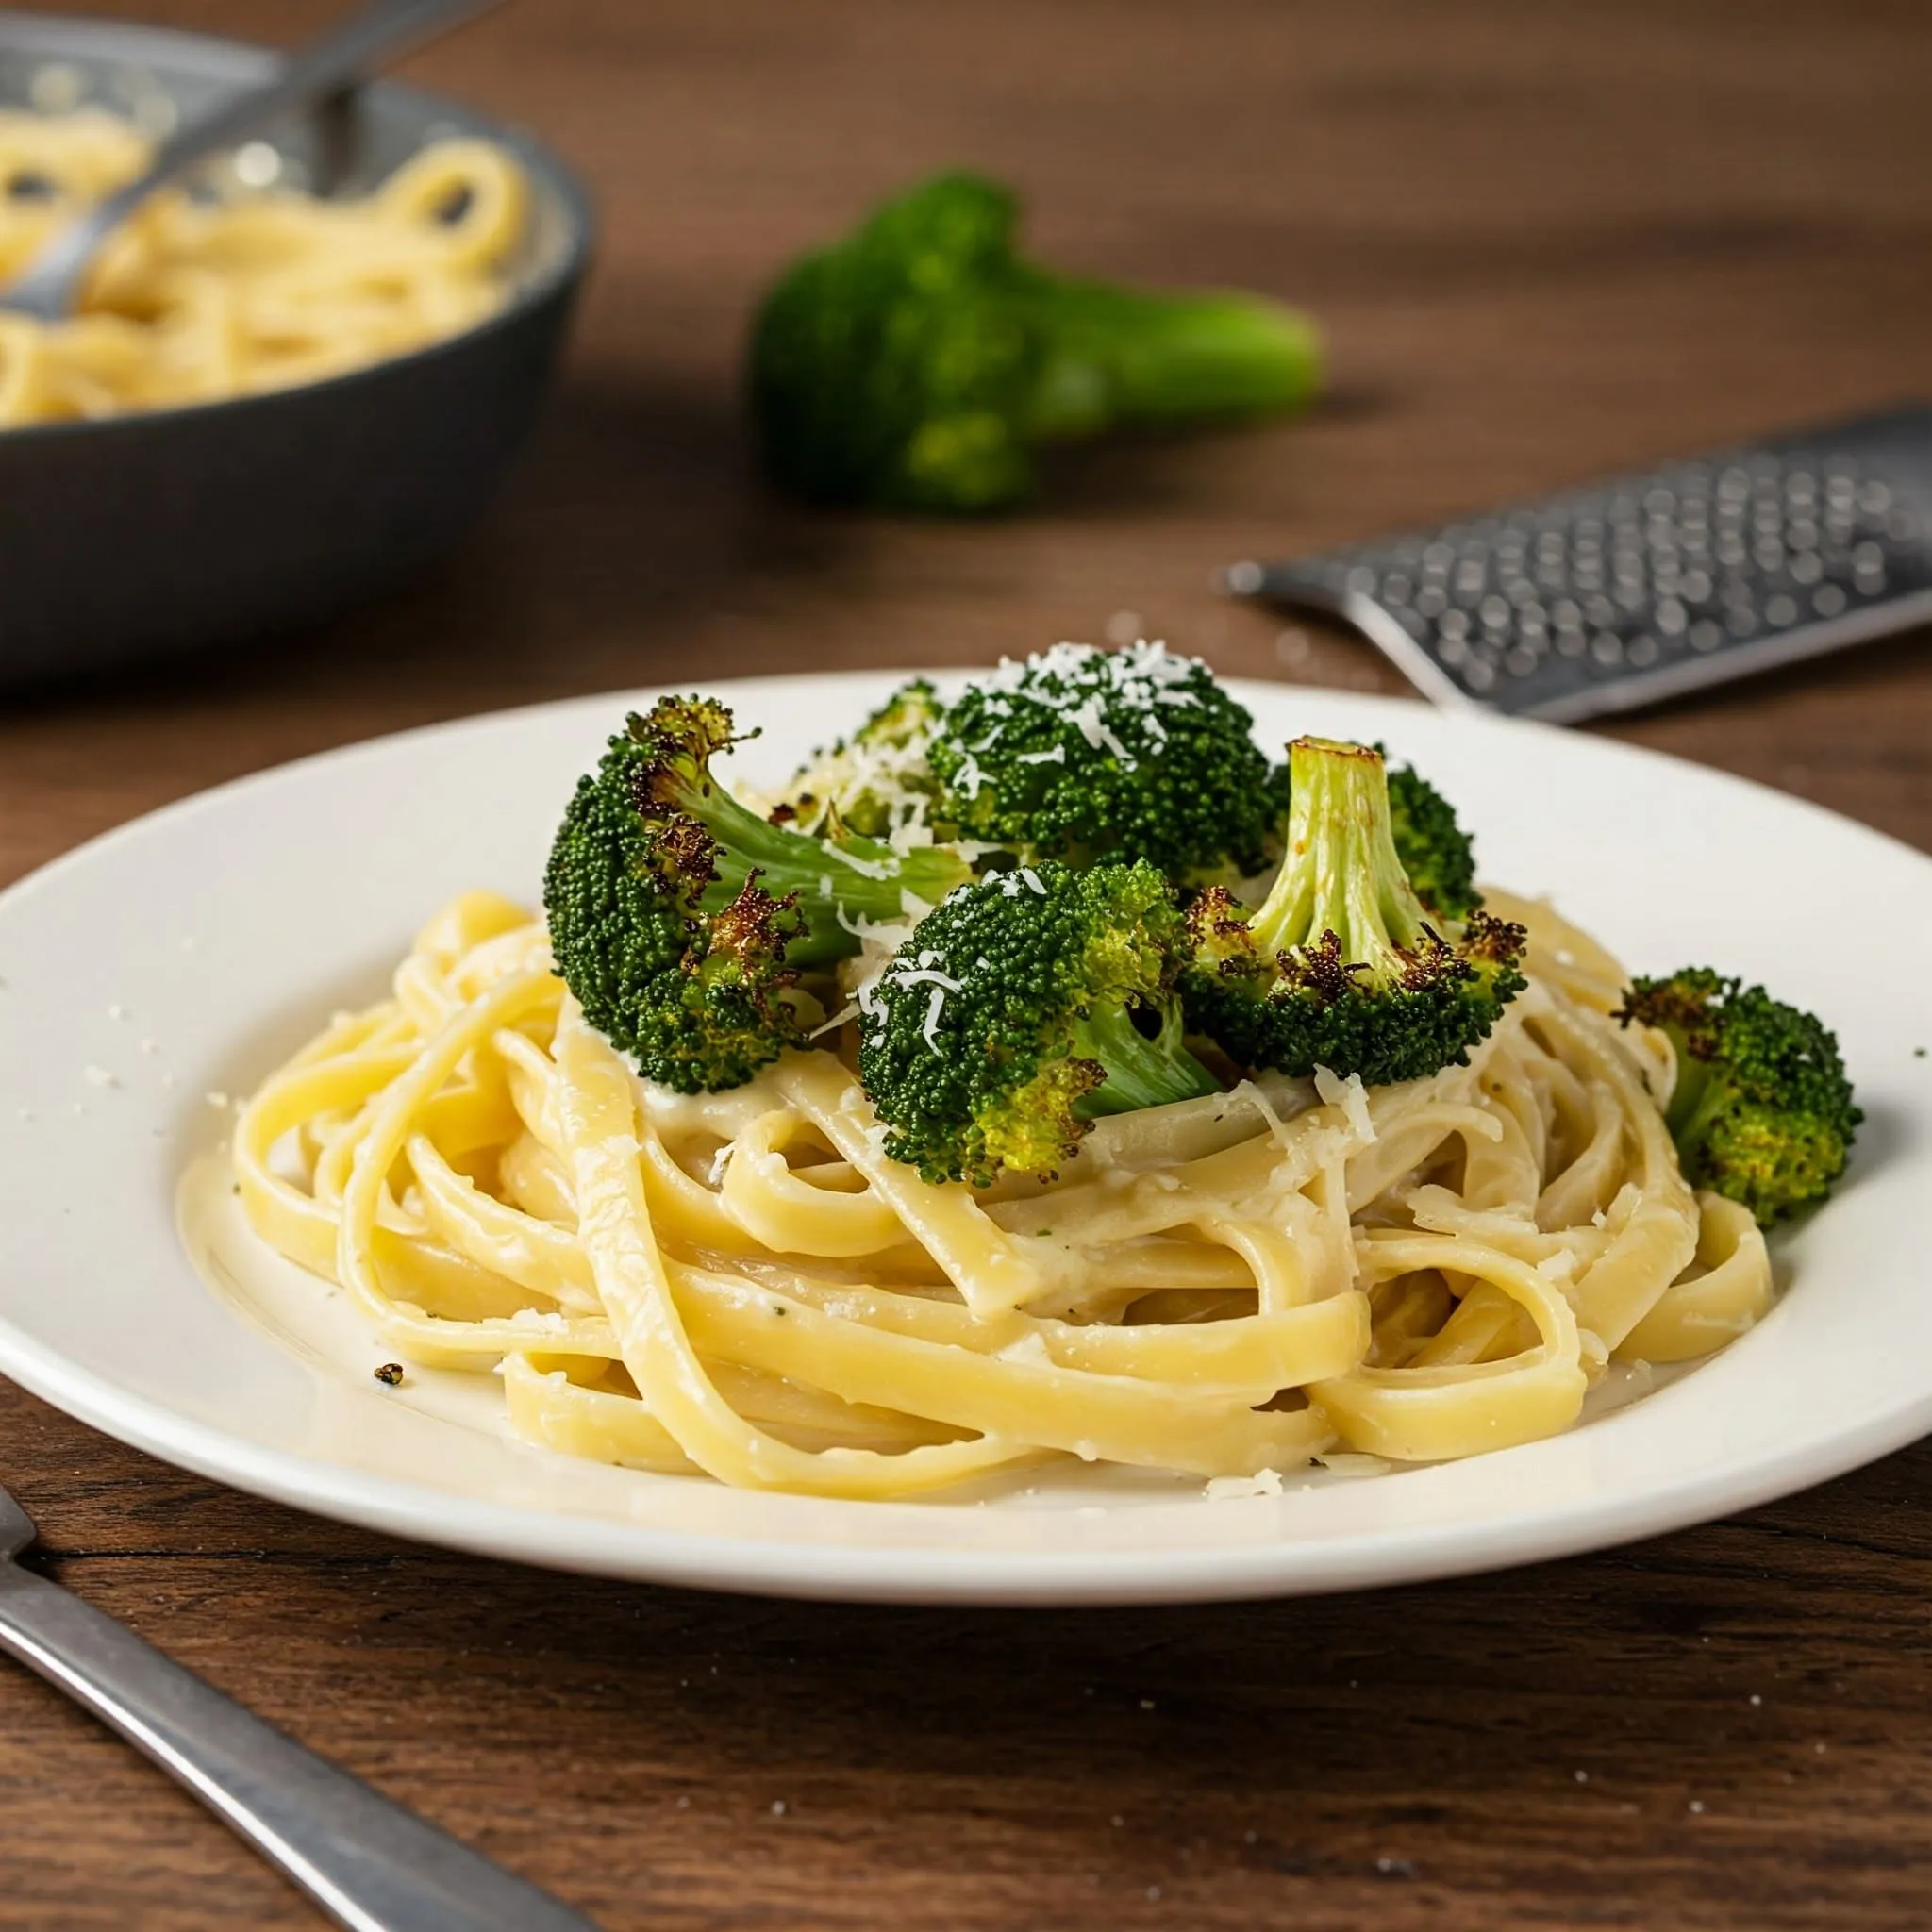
[0,11,591,686]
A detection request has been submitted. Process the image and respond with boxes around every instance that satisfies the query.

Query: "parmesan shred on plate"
[1205,1468,1285,1500]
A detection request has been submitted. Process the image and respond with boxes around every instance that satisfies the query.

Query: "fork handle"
[0,1560,595,1931]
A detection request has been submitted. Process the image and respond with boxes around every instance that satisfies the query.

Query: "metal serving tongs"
[0,0,500,321]
[0,1478,596,1929]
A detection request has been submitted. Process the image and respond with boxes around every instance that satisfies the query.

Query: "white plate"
[1,675,1927,1605]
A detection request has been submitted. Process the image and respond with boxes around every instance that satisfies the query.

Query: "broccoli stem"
[1662,1049,1722,1146]
[1024,276,1323,441]
[1247,738,1430,965]
[673,771,969,968]
[1072,1001,1221,1117]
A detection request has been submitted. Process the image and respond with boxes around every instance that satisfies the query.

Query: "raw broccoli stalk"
[1182,736,1526,1086]
[771,677,946,843]
[541,749,810,1091]
[750,173,1322,512]
[857,860,1221,1186]
[928,641,1284,882]
[1618,969,1860,1224]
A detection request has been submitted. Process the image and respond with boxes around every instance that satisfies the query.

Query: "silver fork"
[0,1480,596,1930]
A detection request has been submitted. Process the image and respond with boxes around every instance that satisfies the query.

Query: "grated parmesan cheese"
[950,639,1211,776]
[875,947,963,1051]
[819,841,893,881]
[1205,1468,1284,1500]
[949,754,990,799]
[834,904,902,943]
[1228,1078,1293,1150]
[994,1331,1056,1368]
[1312,1065,1376,1144]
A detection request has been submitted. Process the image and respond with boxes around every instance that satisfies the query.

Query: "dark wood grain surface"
[4,4,1932,1926]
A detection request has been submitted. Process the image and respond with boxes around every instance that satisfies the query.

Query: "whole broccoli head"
[927,641,1285,882]
[1182,736,1526,1087]
[1618,969,1860,1224]
[543,698,976,1090]
[857,859,1221,1186]
[750,172,1322,512]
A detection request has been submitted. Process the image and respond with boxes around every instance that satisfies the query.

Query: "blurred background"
[3,0,1929,891]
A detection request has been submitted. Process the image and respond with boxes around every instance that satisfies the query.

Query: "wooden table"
[5,3,1931,1925]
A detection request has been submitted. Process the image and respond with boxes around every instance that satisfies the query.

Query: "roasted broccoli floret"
[750,172,1322,513]
[857,860,1221,1186]
[542,749,810,1091]
[616,697,974,965]
[1618,969,1859,1224]
[1182,736,1526,1086]
[926,640,1283,881]
[544,699,975,1088]
[770,677,945,842]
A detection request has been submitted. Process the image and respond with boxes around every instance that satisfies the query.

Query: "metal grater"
[1224,403,1932,724]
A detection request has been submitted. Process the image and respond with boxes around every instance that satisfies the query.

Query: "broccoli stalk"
[1618,969,1860,1224]
[751,173,1322,512]
[858,860,1221,1186]
[1260,744,1483,920]
[1024,275,1324,441]
[1072,1000,1213,1114]
[1183,736,1526,1086]
[620,697,972,968]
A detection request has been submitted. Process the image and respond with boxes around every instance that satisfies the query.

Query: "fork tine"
[0,1482,37,1560]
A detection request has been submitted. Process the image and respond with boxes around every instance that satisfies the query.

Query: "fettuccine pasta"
[0,108,527,425]
[231,884,1771,1499]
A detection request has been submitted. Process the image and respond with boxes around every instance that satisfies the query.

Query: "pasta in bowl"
[0,108,529,425]
[226,646,1850,1503]
[0,12,587,683]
